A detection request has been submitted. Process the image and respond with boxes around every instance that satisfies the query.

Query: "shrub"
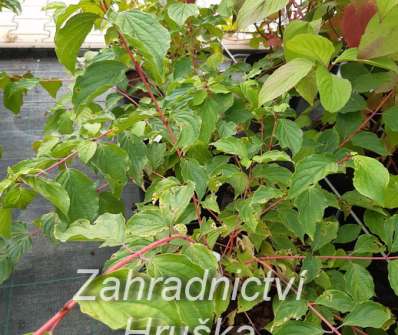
[1,0,398,334]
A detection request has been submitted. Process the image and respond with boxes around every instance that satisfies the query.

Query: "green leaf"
[99,192,125,215]
[302,255,322,283]
[73,60,127,108]
[275,119,303,156]
[253,150,292,164]
[344,301,391,328]
[345,263,375,302]
[90,143,129,197]
[295,71,317,105]
[383,106,398,131]
[272,300,308,329]
[78,141,97,164]
[335,48,398,73]
[358,7,398,59]
[237,0,289,29]
[376,0,398,18]
[336,224,361,244]
[251,186,284,205]
[316,65,352,113]
[274,321,323,335]
[294,187,328,238]
[168,3,199,25]
[180,159,208,199]
[212,137,249,161]
[353,234,385,254]
[79,270,214,330]
[279,208,305,241]
[198,94,233,144]
[0,208,12,238]
[173,110,202,149]
[57,169,99,222]
[383,176,398,209]
[283,20,315,42]
[114,10,171,82]
[315,290,355,313]
[40,79,62,98]
[259,58,314,105]
[352,131,388,156]
[126,206,171,237]
[24,176,70,216]
[7,222,32,262]
[388,260,398,296]
[159,183,195,222]
[0,257,12,285]
[285,33,335,66]
[2,186,36,209]
[55,213,125,247]
[353,155,390,205]
[55,13,98,73]
[4,78,39,114]
[312,219,339,251]
[289,154,338,199]
[183,243,218,274]
[119,134,148,187]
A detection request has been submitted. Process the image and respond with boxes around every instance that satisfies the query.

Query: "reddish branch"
[255,258,344,335]
[258,255,398,261]
[37,129,113,177]
[33,234,193,335]
[339,91,394,148]
[118,33,182,157]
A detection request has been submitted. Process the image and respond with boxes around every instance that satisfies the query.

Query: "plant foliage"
[1,0,398,334]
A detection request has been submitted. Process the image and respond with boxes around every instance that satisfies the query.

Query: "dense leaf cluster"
[1,0,398,333]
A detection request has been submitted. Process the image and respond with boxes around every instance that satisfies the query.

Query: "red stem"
[258,255,398,261]
[37,129,113,177]
[118,33,182,157]
[255,258,344,335]
[339,91,394,148]
[33,234,193,335]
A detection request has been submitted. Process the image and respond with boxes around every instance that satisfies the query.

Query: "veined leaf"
[316,65,352,113]
[57,169,99,222]
[90,143,129,197]
[289,154,338,199]
[259,58,314,105]
[180,159,208,199]
[275,119,303,155]
[127,206,171,237]
[358,6,398,59]
[294,187,328,238]
[388,260,398,296]
[285,33,335,66]
[24,176,70,216]
[237,0,289,30]
[335,48,398,73]
[344,302,391,328]
[114,10,171,82]
[315,290,355,313]
[73,60,127,108]
[345,263,375,302]
[55,213,125,247]
[353,155,389,205]
[168,3,199,26]
[55,13,98,73]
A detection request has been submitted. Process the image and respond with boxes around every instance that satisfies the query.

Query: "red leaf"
[340,0,377,47]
